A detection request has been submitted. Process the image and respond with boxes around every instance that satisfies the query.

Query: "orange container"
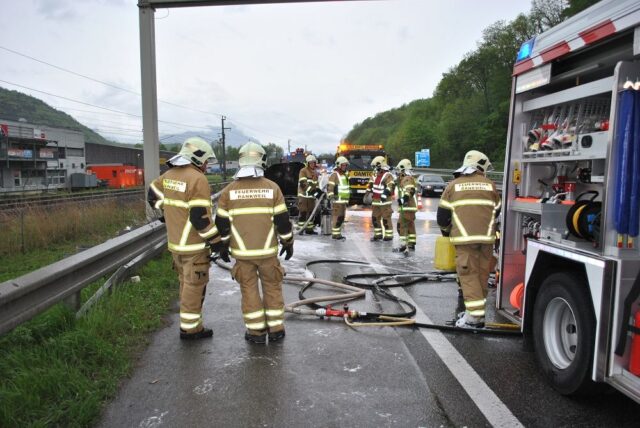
[510,282,524,311]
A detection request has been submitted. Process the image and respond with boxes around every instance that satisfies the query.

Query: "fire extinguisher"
[630,310,640,376]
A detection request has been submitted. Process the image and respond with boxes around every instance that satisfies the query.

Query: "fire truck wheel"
[533,272,596,395]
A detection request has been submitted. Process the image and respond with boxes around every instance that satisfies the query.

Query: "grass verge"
[0,252,177,428]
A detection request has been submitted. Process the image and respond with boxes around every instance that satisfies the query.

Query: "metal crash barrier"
[0,221,167,336]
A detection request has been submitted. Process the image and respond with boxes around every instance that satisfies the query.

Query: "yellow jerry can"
[434,236,456,271]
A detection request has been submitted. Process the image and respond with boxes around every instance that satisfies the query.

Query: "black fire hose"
[213,258,521,336]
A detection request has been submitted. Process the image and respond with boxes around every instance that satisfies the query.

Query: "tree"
[530,0,567,33]
[562,0,600,19]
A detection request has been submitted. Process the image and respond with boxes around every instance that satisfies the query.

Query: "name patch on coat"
[163,179,186,192]
[230,188,274,200]
[454,182,493,192]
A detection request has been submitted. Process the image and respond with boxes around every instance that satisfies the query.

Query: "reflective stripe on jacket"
[298,166,319,198]
[438,173,501,245]
[369,171,395,206]
[217,177,289,260]
[327,171,350,203]
[399,175,418,212]
[149,164,217,254]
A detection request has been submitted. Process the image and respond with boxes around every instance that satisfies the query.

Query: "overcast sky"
[0,0,531,154]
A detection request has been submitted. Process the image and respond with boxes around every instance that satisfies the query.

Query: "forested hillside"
[0,87,113,145]
[345,0,598,169]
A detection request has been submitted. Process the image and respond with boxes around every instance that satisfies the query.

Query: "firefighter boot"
[180,327,213,340]
[268,329,286,342]
[245,330,267,344]
[455,312,485,329]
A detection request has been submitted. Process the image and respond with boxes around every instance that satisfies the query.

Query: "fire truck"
[499,0,640,401]
[336,142,387,204]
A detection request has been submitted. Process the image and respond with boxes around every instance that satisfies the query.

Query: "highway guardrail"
[0,221,167,336]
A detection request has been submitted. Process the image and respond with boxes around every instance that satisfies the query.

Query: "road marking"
[352,239,523,428]
[346,209,436,221]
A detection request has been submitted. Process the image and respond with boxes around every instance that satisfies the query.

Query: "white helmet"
[456,150,492,175]
[371,155,388,170]
[306,154,318,164]
[238,142,267,169]
[174,137,215,167]
[396,159,412,173]
[335,156,349,167]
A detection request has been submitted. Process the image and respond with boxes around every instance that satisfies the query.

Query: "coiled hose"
[214,258,520,335]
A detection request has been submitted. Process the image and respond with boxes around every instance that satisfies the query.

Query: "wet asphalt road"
[99,197,639,428]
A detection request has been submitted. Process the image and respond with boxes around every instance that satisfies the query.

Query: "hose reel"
[566,191,601,242]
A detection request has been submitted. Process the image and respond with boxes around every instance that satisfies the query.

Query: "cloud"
[35,0,77,20]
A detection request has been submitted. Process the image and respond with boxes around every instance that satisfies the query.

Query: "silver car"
[417,174,447,197]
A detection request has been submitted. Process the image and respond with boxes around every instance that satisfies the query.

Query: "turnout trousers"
[232,257,286,335]
[397,211,416,245]
[454,243,493,318]
[331,202,347,237]
[297,197,316,231]
[172,251,210,334]
[372,204,393,239]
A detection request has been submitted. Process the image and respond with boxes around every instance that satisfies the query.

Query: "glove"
[440,228,451,237]
[313,188,324,199]
[398,197,404,207]
[279,240,294,260]
[158,216,165,223]
[381,188,391,200]
[402,195,410,205]
[209,240,231,263]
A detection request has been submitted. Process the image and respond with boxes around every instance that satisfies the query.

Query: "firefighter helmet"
[306,154,318,164]
[177,137,215,167]
[396,159,412,173]
[335,156,349,167]
[238,142,267,169]
[460,150,492,174]
[371,155,388,169]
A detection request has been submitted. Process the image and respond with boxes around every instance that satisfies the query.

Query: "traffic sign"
[415,149,430,167]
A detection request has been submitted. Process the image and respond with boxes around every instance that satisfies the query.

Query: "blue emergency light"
[516,37,535,62]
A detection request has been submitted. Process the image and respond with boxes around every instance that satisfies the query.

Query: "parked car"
[417,173,447,197]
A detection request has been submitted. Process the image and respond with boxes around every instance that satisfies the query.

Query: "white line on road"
[352,239,523,428]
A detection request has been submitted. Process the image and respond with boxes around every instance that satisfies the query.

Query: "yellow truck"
[336,142,387,205]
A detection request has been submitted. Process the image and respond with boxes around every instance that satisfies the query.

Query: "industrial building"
[0,118,176,192]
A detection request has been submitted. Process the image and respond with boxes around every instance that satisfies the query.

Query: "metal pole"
[221,116,227,181]
[139,3,160,220]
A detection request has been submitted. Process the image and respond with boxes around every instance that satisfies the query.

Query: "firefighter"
[365,156,395,241]
[326,156,350,240]
[437,150,501,328]
[214,142,294,344]
[297,154,321,234]
[395,159,417,251]
[148,137,219,340]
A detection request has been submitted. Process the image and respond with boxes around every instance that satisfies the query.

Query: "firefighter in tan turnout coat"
[148,137,219,340]
[366,156,395,241]
[297,154,321,234]
[215,142,294,344]
[437,150,501,329]
[326,156,350,240]
[396,159,418,251]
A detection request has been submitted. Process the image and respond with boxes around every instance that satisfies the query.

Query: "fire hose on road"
[213,258,521,336]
